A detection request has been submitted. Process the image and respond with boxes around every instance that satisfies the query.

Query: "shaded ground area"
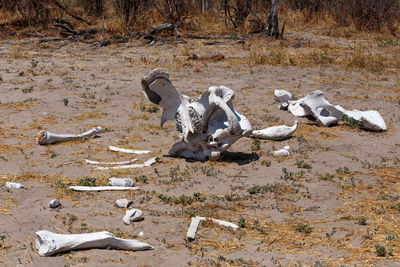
[0,30,399,266]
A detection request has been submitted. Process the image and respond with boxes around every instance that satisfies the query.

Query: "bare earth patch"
[0,31,399,266]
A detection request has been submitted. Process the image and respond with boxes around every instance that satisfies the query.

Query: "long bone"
[37,127,102,145]
[85,158,137,165]
[35,230,153,256]
[69,186,139,191]
[94,157,158,170]
[109,145,151,154]
[186,216,239,241]
[252,121,298,140]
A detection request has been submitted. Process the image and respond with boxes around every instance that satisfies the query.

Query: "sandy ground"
[0,30,399,267]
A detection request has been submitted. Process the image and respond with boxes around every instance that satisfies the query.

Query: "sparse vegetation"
[78,177,97,186]
[295,223,313,234]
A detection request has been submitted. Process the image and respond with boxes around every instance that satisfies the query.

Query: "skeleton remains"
[37,127,102,145]
[35,230,153,256]
[141,68,252,161]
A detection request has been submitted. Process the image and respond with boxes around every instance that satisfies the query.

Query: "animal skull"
[141,68,252,161]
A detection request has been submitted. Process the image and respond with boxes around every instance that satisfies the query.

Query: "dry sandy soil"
[0,29,399,267]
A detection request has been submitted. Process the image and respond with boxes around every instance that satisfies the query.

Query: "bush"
[1,0,53,26]
[326,0,400,32]
[113,0,152,25]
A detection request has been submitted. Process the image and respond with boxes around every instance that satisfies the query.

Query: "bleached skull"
[141,68,252,161]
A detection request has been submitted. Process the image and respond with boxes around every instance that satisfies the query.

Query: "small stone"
[48,199,61,209]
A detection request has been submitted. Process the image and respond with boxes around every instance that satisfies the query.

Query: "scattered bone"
[123,209,144,225]
[108,178,134,187]
[94,157,158,170]
[69,186,139,191]
[288,97,309,117]
[5,182,23,189]
[252,121,298,140]
[114,199,133,208]
[35,230,153,256]
[142,68,252,161]
[48,199,61,209]
[299,91,344,126]
[85,159,137,165]
[343,110,387,131]
[274,89,292,103]
[186,216,239,241]
[37,127,102,145]
[138,232,144,237]
[109,145,151,154]
[279,102,289,110]
[272,145,290,156]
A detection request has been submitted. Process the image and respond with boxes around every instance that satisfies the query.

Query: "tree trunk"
[265,0,279,38]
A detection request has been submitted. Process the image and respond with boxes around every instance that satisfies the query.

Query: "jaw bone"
[37,127,102,145]
[141,68,252,161]
[252,121,298,140]
[35,230,153,256]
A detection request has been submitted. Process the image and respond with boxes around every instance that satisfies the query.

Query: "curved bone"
[187,216,239,241]
[109,145,151,154]
[114,199,133,208]
[85,159,137,165]
[343,110,387,131]
[37,127,102,145]
[108,178,134,187]
[35,230,153,256]
[274,89,292,103]
[5,182,23,189]
[48,199,61,209]
[123,209,143,225]
[272,145,290,156]
[141,68,252,161]
[94,157,158,170]
[252,121,298,140]
[299,91,343,126]
[69,186,139,191]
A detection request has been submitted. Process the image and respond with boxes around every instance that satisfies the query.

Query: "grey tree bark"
[265,0,280,38]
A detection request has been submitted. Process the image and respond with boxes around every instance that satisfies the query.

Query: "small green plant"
[336,166,350,175]
[251,139,261,151]
[295,223,313,234]
[320,173,334,181]
[200,165,218,177]
[295,159,312,169]
[22,86,33,93]
[63,98,69,106]
[357,217,367,225]
[78,177,96,186]
[135,175,148,184]
[147,106,159,113]
[158,193,206,206]
[30,59,38,68]
[50,152,57,159]
[0,76,3,81]
[18,71,24,76]
[281,168,294,181]
[342,114,362,128]
[375,244,386,257]
[261,160,271,167]
[238,217,246,228]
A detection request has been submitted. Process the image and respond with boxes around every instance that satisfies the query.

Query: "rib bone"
[252,121,298,140]
[37,127,102,145]
[85,159,137,165]
[186,216,239,241]
[109,145,151,154]
[94,157,158,170]
[35,230,153,256]
[69,186,140,191]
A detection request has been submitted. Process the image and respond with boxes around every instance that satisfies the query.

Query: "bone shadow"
[218,151,259,165]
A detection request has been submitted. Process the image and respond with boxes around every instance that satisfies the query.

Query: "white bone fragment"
[186,216,239,241]
[343,110,387,131]
[252,121,298,140]
[108,178,134,187]
[5,182,23,189]
[138,231,144,237]
[142,68,252,161]
[85,159,137,165]
[35,230,153,256]
[272,145,290,156]
[94,157,158,170]
[299,91,344,126]
[288,97,309,117]
[48,199,61,209]
[279,102,289,110]
[274,89,292,103]
[123,209,144,225]
[69,186,139,191]
[109,145,151,154]
[37,127,102,145]
[114,199,133,208]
